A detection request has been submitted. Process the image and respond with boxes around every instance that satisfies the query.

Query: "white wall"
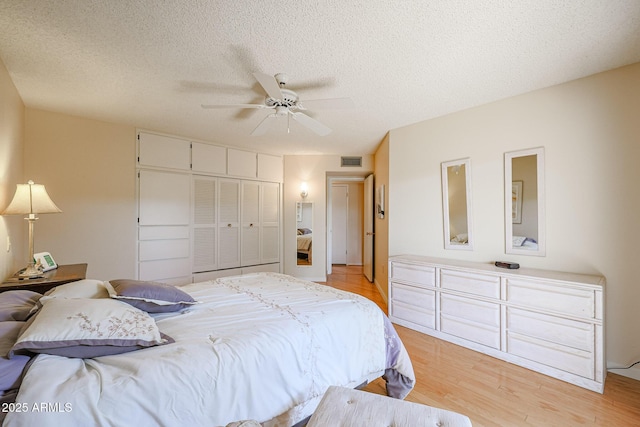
[388,63,640,378]
[0,58,25,279]
[283,155,373,281]
[24,109,137,280]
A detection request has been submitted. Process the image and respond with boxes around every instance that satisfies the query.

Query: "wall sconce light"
[300,182,309,199]
[1,180,62,278]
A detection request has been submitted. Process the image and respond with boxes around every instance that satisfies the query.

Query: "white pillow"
[10,298,171,359]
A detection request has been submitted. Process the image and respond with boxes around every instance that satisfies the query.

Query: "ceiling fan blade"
[252,72,283,100]
[288,76,336,92]
[297,97,355,110]
[290,112,332,136]
[201,103,270,109]
[251,113,277,136]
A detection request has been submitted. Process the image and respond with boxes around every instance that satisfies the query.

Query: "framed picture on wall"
[512,181,523,224]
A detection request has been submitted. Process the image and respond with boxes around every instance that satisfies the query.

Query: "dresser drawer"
[440,294,500,326]
[440,315,500,349]
[440,269,500,299]
[507,331,594,379]
[391,282,436,311]
[506,278,595,318]
[507,308,594,352]
[390,262,436,288]
[440,294,500,349]
[391,300,435,329]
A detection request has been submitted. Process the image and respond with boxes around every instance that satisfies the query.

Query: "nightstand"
[0,263,88,294]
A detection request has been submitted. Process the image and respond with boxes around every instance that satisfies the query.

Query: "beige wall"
[373,135,390,303]
[388,63,640,377]
[24,109,137,280]
[0,59,25,279]
[283,155,373,281]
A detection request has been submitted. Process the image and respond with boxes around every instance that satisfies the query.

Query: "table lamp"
[1,180,62,278]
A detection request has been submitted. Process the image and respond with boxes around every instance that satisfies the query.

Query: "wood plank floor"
[322,265,640,426]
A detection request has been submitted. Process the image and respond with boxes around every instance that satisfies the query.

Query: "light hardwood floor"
[323,265,640,426]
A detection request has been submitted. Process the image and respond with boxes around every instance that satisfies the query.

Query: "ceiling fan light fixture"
[203,72,352,136]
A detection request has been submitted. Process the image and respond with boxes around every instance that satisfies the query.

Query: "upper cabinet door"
[192,142,227,174]
[257,153,283,182]
[228,149,257,178]
[138,132,191,170]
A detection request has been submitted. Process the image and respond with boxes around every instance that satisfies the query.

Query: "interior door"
[331,185,348,264]
[363,174,374,282]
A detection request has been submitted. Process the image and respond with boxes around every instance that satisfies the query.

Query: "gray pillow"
[0,291,41,322]
[0,321,31,391]
[104,279,198,313]
[10,298,172,359]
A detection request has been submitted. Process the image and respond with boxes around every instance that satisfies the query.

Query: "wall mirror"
[504,147,545,256]
[296,201,313,266]
[441,158,473,250]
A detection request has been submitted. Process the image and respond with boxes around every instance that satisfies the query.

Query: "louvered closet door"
[192,176,217,273]
[241,181,261,266]
[218,179,241,269]
[261,182,280,264]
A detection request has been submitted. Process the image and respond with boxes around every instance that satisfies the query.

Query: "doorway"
[327,176,371,281]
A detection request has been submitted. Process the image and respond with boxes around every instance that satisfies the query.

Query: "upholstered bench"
[306,386,473,427]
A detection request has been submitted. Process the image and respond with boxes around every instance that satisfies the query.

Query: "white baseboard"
[607,364,640,382]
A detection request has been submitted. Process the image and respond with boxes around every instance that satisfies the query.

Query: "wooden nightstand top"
[1,263,88,294]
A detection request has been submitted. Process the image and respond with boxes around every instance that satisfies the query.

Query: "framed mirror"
[296,201,313,266]
[442,158,473,250]
[504,147,545,256]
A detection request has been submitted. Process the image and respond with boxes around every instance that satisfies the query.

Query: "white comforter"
[4,273,414,427]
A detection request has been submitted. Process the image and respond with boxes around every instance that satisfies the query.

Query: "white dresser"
[388,255,606,393]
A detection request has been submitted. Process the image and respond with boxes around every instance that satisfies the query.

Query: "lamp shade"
[1,180,62,215]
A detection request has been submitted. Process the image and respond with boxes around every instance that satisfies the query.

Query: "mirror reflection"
[505,147,545,256]
[442,158,473,250]
[296,201,313,266]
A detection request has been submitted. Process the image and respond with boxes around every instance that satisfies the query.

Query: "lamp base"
[18,263,43,279]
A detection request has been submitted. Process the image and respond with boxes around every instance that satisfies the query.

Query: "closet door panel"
[241,181,261,266]
[193,176,217,272]
[139,170,190,226]
[218,179,241,269]
[261,182,280,264]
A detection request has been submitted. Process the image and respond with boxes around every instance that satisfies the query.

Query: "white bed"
[2,273,414,427]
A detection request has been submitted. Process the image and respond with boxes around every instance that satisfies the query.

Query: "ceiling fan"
[201,72,354,136]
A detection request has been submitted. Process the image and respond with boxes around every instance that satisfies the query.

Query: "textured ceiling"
[1,1,639,155]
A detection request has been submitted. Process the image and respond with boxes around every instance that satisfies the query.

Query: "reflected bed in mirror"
[504,147,545,256]
[296,201,313,266]
[441,158,473,250]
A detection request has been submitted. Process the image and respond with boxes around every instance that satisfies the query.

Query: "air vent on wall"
[341,156,362,167]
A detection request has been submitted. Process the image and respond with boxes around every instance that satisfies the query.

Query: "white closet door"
[261,182,280,264]
[218,179,241,269]
[139,170,190,226]
[193,176,217,273]
[241,181,261,266]
[138,169,191,282]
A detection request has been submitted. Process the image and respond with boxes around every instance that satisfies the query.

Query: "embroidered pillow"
[104,280,198,313]
[10,298,171,359]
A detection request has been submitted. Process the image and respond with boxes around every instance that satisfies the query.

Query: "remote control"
[495,261,520,269]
